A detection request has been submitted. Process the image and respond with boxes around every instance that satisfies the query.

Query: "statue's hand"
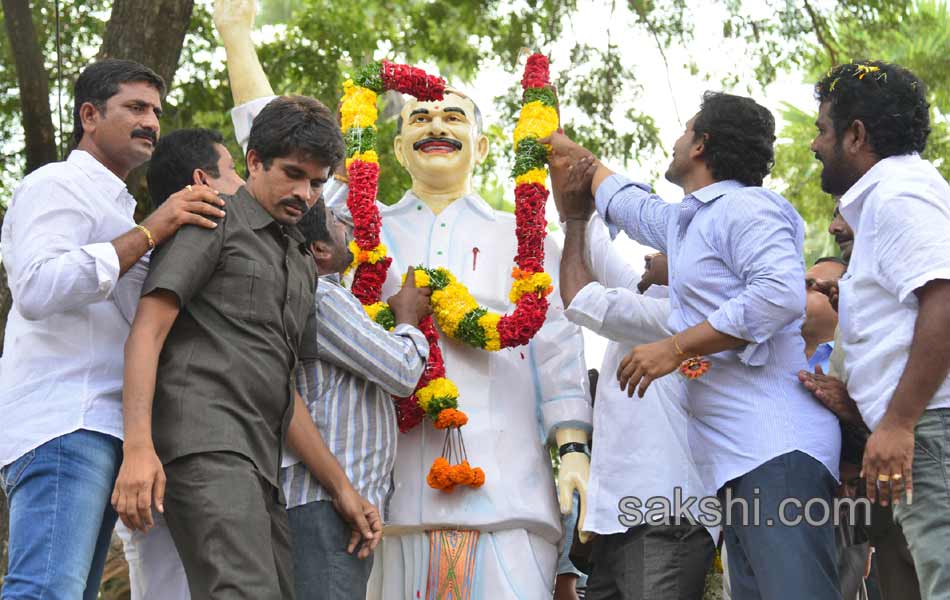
[213,0,256,38]
[558,450,590,542]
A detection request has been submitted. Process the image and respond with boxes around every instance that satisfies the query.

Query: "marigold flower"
[513,101,559,147]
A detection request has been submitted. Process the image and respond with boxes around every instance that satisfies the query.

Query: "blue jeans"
[0,429,122,599]
[288,500,373,600]
[720,450,841,600]
[894,408,950,600]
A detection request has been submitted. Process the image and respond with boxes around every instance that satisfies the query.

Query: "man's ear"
[192,168,207,187]
[845,119,870,155]
[246,149,264,177]
[310,240,333,261]
[690,133,707,160]
[474,131,490,164]
[393,133,408,168]
[78,101,102,139]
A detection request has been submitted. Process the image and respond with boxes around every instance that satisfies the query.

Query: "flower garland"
[340,54,558,492]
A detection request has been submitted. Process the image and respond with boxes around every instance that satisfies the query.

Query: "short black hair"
[297,201,332,245]
[815,60,930,158]
[146,128,225,209]
[72,58,166,144]
[247,95,345,169]
[692,91,775,187]
[396,88,483,134]
[814,256,847,268]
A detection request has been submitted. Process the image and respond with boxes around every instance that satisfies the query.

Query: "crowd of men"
[0,16,948,600]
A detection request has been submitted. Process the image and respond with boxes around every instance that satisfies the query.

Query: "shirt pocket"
[216,256,275,323]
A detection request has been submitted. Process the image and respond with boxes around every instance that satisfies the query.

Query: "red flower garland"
[521,54,551,89]
[380,60,446,101]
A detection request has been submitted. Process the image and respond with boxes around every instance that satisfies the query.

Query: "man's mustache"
[279,198,309,214]
[413,137,462,151]
[132,129,157,144]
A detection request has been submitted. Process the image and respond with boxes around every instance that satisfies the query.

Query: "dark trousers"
[721,450,841,600]
[866,502,921,600]
[163,451,294,599]
[585,523,714,600]
[288,500,373,600]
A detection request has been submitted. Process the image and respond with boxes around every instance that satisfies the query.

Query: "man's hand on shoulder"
[141,184,226,245]
[387,267,432,327]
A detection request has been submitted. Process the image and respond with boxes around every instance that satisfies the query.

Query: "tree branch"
[803,0,839,67]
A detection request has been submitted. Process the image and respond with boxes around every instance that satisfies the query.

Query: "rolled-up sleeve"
[231,95,278,155]
[316,285,428,398]
[706,193,806,364]
[594,174,674,253]
[7,178,122,321]
[874,189,950,303]
[566,282,672,346]
[112,255,150,324]
[534,235,592,437]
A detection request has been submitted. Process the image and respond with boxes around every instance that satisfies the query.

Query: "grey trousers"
[866,502,920,600]
[163,451,294,599]
[586,523,714,600]
[892,408,950,600]
[288,500,373,600]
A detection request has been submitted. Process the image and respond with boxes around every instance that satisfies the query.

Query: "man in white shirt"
[810,60,950,600]
[0,59,225,598]
[213,3,592,597]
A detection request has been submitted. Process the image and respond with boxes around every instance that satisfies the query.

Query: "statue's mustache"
[413,137,463,151]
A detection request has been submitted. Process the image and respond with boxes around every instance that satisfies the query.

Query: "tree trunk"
[98,0,195,91]
[1,0,58,173]
[98,0,196,207]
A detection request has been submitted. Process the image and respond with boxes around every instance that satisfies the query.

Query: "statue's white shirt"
[334,184,592,543]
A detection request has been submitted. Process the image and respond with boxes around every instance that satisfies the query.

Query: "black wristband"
[558,442,590,458]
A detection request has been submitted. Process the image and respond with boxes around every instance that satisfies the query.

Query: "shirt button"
[437,250,443,256]
[440,223,446,228]
[417,205,423,211]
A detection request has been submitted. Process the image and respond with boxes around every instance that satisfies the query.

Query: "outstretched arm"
[112,291,181,532]
[213,0,274,106]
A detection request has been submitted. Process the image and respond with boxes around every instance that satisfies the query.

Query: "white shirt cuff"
[564,282,609,335]
[231,95,278,154]
[81,242,121,297]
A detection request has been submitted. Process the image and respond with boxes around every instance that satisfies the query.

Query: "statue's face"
[394,92,488,189]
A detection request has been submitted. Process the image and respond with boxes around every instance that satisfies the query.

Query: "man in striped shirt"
[283,203,431,600]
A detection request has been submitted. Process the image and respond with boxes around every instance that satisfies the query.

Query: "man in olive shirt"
[112,96,380,598]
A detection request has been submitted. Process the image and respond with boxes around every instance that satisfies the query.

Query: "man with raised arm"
[554,158,716,600]
[214,1,591,597]
[544,92,842,599]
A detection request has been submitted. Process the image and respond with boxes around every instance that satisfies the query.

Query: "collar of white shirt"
[690,179,744,204]
[839,153,922,230]
[68,149,130,205]
[381,189,498,221]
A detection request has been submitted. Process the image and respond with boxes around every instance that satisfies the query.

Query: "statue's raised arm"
[213,0,274,106]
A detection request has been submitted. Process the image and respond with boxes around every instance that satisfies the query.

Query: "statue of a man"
[215,3,592,597]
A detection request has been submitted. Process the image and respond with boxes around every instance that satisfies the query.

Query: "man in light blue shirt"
[543,91,841,599]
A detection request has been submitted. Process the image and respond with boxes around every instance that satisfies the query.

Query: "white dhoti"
[367,528,557,600]
[115,514,190,600]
